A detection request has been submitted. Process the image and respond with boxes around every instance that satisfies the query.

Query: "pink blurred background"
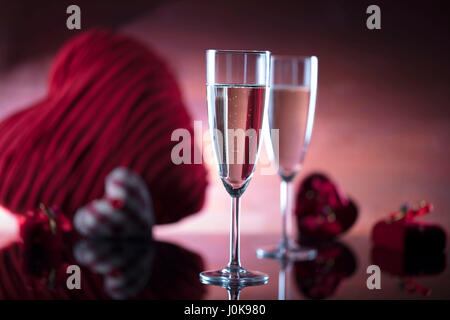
[0,0,449,238]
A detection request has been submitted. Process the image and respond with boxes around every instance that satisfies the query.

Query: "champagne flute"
[200,49,270,286]
[257,55,318,261]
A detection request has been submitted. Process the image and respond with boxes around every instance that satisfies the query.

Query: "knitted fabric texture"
[0,30,208,224]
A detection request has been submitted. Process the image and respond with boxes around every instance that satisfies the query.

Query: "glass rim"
[206,49,271,55]
[271,54,318,61]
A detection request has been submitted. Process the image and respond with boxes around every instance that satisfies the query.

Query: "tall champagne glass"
[200,50,270,286]
[257,55,318,261]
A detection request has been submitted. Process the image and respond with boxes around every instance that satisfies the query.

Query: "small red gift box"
[371,202,446,253]
[371,246,446,277]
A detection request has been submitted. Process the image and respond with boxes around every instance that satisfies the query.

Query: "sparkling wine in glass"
[257,55,319,261]
[200,49,270,286]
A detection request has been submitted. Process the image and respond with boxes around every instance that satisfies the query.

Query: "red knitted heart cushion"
[0,30,208,224]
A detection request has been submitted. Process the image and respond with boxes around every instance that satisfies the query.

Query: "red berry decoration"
[19,204,72,289]
[295,173,358,241]
[294,241,357,299]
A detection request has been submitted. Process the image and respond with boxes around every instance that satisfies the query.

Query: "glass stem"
[227,287,241,300]
[278,268,286,300]
[280,180,293,249]
[228,196,241,271]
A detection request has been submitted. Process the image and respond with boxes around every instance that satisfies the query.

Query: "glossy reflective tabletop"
[0,231,448,300]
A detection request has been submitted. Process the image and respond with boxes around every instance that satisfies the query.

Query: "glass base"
[200,266,269,286]
[256,240,317,261]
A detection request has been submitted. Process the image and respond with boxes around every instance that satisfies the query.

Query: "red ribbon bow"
[387,201,433,224]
